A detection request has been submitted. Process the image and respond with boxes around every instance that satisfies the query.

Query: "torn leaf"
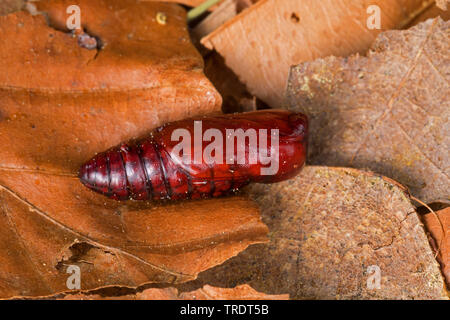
[286,18,449,203]
[184,166,447,299]
[201,0,434,107]
[59,284,288,300]
[0,0,267,299]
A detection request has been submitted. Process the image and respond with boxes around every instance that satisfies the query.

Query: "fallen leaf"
[191,0,239,41]
[422,207,449,287]
[147,0,214,7]
[2,1,222,174]
[436,0,449,10]
[177,283,287,300]
[201,0,434,108]
[286,18,449,203]
[0,177,267,299]
[0,0,23,15]
[0,1,268,299]
[407,1,450,27]
[204,52,267,113]
[191,0,256,40]
[180,166,448,299]
[142,0,254,12]
[59,284,288,300]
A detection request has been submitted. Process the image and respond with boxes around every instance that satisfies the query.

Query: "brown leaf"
[201,0,434,108]
[191,0,239,41]
[180,166,448,299]
[436,0,449,10]
[177,283,288,300]
[0,1,268,299]
[286,18,449,203]
[142,0,212,8]
[2,1,222,174]
[60,284,288,300]
[204,52,267,113]
[407,1,450,27]
[422,207,449,287]
[191,0,257,40]
[0,0,23,15]
[142,0,257,11]
[0,178,267,298]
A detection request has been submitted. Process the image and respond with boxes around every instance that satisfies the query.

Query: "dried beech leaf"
[177,283,288,300]
[0,1,268,299]
[0,0,24,15]
[192,0,238,41]
[191,0,257,40]
[204,52,265,113]
[181,166,448,299]
[142,0,253,12]
[286,18,449,203]
[0,177,267,299]
[201,0,434,108]
[142,0,209,7]
[436,0,449,10]
[1,1,221,174]
[408,1,450,27]
[60,284,288,300]
[422,207,449,286]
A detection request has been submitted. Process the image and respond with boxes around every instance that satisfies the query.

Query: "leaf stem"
[187,0,221,22]
[411,196,446,259]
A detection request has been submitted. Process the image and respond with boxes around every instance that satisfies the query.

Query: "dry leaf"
[192,0,238,40]
[0,1,268,299]
[177,283,287,300]
[142,0,256,11]
[141,0,208,7]
[436,0,449,10]
[422,207,449,286]
[191,0,256,40]
[286,18,449,203]
[0,180,267,299]
[201,0,434,108]
[408,1,450,27]
[204,52,266,113]
[180,166,448,299]
[0,0,24,15]
[60,284,288,300]
[1,1,222,174]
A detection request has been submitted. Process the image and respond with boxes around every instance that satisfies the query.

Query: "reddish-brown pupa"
[79,110,308,200]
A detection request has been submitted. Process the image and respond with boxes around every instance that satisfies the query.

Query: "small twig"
[411,196,446,259]
[187,0,221,22]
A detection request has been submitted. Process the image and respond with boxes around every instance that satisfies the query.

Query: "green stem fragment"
[187,0,221,22]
